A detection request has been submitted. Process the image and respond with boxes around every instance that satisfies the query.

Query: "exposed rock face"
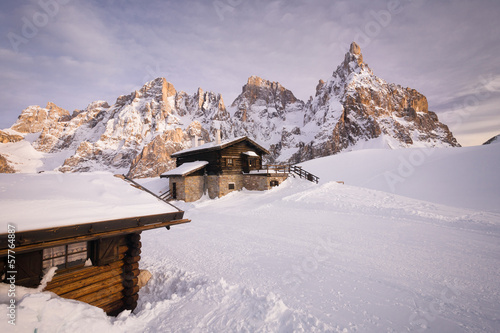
[11,102,70,134]
[127,128,187,179]
[290,42,459,162]
[0,154,16,173]
[9,78,228,177]
[483,134,500,145]
[4,42,460,177]
[0,131,23,143]
[57,79,214,175]
[229,76,305,163]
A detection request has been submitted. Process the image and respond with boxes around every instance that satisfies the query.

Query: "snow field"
[1,144,499,332]
[300,143,500,212]
[143,179,499,332]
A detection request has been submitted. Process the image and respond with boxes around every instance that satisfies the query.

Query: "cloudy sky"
[1,0,499,146]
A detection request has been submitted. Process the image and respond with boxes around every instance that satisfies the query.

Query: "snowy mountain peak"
[11,102,70,134]
[334,41,373,81]
[346,41,364,67]
[141,77,176,95]
[230,76,302,123]
[245,75,284,91]
[349,41,362,55]
[2,43,460,176]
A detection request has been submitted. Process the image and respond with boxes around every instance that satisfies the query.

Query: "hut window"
[43,242,88,270]
[227,158,233,166]
[228,183,235,190]
[270,180,279,187]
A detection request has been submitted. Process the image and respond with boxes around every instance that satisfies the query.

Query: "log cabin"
[160,135,290,202]
[0,173,189,316]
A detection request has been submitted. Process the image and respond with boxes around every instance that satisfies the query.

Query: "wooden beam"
[123,285,140,296]
[48,270,123,295]
[47,261,124,288]
[88,291,123,311]
[123,262,139,273]
[122,277,138,289]
[0,211,187,250]
[0,219,190,256]
[59,275,123,300]
[124,255,141,265]
[103,299,126,316]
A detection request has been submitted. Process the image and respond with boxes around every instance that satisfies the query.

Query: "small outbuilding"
[0,173,189,316]
[161,136,291,202]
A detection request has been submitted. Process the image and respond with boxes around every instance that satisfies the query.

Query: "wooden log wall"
[45,232,143,316]
[220,142,261,174]
[120,232,142,315]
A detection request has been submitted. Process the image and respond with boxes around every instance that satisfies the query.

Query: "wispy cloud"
[0,0,499,145]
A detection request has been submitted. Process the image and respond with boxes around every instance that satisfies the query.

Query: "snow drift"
[1,144,499,332]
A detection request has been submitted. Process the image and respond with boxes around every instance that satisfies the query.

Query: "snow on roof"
[171,136,247,157]
[243,151,259,157]
[0,172,178,232]
[161,161,209,177]
[171,136,269,157]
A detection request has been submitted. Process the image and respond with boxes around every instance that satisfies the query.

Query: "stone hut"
[160,136,289,202]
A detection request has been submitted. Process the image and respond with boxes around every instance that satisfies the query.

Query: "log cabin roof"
[171,136,270,158]
[0,173,184,232]
[0,172,188,253]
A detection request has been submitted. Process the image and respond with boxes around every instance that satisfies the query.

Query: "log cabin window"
[228,182,235,190]
[43,242,88,270]
[226,158,233,167]
[270,180,279,187]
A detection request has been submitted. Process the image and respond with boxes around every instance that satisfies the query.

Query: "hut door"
[242,156,250,173]
[172,183,177,199]
[95,237,120,266]
[246,157,257,173]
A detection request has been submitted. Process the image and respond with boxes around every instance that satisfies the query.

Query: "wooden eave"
[0,211,189,256]
[171,136,270,158]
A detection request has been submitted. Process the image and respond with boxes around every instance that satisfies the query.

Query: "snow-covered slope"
[1,42,460,177]
[299,143,500,212]
[1,144,499,332]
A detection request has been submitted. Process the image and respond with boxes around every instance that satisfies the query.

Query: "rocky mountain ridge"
[483,134,500,145]
[1,42,460,177]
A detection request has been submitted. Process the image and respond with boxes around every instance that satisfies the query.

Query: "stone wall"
[218,174,245,198]
[206,175,220,200]
[243,174,288,191]
[185,176,205,202]
[168,176,185,201]
[175,173,289,202]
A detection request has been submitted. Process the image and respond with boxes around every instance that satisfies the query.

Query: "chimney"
[192,135,198,148]
[216,129,221,145]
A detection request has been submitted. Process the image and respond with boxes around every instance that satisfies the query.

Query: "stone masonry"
[170,173,289,202]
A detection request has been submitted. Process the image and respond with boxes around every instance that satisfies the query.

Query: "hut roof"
[171,136,269,158]
[161,161,209,177]
[0,172,180,233]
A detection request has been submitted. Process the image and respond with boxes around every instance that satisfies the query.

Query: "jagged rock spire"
[349,42,361,55]
[333,41,372,78]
